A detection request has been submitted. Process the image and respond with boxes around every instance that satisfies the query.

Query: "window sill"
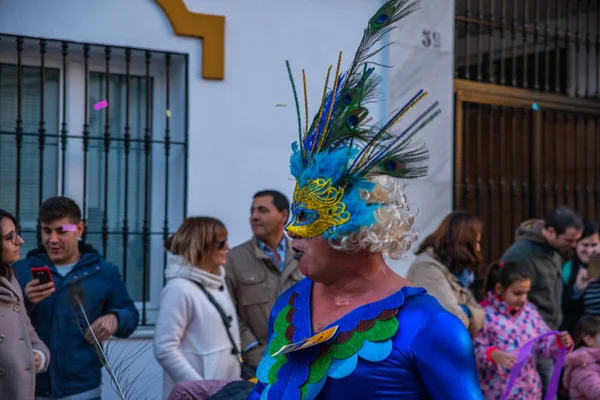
[113,326,155,340]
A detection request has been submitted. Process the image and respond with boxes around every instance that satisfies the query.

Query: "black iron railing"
[0,34,189,325]
[455,0,600,96]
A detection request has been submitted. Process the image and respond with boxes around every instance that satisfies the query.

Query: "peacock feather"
[69,285,161,400]
[289,0,436,181]
[285,0,441,239]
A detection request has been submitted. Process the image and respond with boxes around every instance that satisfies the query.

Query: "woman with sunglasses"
[153,216,241,399]
[0,209,50,399]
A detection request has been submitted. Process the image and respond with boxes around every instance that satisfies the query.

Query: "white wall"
[385,0,455,276]
[0,0,456,271]
[0,0,455,399]
[0,0,388,248]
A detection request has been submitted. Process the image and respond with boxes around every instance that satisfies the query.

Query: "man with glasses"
[13,196,139,400]
[225,190,303,371]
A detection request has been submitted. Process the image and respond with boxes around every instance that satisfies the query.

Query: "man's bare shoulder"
[392,275,418,291]
[372,270,414,299]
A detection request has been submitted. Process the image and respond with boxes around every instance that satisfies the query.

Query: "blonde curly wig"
[328,175,418,260]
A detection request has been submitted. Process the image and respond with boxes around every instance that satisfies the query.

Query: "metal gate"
[455,82,600,265]
[453,0,600,275]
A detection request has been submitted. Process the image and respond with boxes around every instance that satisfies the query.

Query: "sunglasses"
[214,240,227,250]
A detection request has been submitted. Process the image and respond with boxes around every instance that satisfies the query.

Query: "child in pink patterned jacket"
[473,261,572,399]
[562,315,600,400]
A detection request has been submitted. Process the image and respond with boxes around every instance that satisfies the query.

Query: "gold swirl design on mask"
[286,179,351,238]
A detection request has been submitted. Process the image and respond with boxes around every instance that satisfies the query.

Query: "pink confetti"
[94,100,108,110]
[62,224,77,232]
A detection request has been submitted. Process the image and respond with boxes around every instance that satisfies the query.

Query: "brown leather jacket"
[224,237,303,368]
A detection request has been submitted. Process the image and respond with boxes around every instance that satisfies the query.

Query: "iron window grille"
[0,34,189,325]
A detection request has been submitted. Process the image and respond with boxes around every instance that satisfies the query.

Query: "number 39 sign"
[422,30,441,49]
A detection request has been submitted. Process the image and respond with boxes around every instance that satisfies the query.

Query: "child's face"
[583,334,600,348]
[495,278,531,310]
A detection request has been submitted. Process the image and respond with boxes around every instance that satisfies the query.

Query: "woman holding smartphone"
[0,209,50,399]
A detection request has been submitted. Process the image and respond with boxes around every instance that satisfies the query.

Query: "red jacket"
[563,346,600,400]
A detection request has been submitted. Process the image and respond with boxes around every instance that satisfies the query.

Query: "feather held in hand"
[70,285,127,400]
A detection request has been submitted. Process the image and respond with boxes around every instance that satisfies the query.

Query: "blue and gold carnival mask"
[289,177,350,238]
[283,1,441,239]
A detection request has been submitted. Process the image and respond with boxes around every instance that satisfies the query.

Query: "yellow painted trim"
[156,0,225,80]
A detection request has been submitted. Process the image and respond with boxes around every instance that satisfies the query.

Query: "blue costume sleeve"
[412,311,483,399]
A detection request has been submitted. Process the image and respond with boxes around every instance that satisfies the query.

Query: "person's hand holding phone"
[587,252,600,281]
[25,278,55,304]
[575,267,594,291]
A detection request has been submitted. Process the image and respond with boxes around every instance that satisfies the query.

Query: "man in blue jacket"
[13,196,139,400]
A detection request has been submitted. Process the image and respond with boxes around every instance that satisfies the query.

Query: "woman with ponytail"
[473,260,572,399]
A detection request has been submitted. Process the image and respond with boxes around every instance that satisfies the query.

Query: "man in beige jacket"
[225,190,303,369]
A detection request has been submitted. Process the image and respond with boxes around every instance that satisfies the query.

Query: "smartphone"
[31,266,53,284]
[588,253,600,279]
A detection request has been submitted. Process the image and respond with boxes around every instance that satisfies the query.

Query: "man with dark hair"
[225,189,303,370]
[13,196,139,400]
[501,205,583,396]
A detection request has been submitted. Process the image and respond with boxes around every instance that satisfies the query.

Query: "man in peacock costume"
[247,1,483,399]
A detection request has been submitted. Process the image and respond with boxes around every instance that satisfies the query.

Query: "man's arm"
[104,264,140,337]
[413,312,483,400]
[245,290,284,399]
[224,259,262,366]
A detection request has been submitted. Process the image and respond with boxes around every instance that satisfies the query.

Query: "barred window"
[0,64,59,240]
[0,36,189,325]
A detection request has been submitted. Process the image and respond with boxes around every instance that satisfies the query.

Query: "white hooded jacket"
[153,253,241,396]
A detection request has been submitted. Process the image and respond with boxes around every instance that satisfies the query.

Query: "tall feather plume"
[70,286,160,400]
[286,60,304,158]
[287,0,440,189]
[344,0,420,87]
